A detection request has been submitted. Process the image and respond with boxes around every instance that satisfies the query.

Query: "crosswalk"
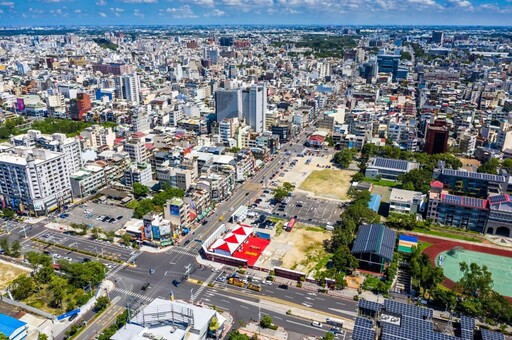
[112,287,153,302]
[190,272,217,302]
[106,264,126,279]
[170,248,197,257]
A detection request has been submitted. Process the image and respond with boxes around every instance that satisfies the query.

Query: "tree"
[228,331,250,340]
[259,315,273,328]
[385,212,418,231]
[400,51,412,60]
[132,182,149,198]
[502,158,512,172]
[0,238,9,254]
[398,168,432,193]
[322,331,335,340]
[409,247,444,297]
[477,158,500,175]
[10,240,21,257]
[34,265,54,284]
[209,316,220,332]
[352,172,365,182]
[133,199,154,219]
[48,276,67,308]
[1,208,16,219]
[10,274,35,300]
[0,333,9,340]
[331,246,358,274]
[121,233,132,245]
[91,227,102,240]
[333,148,356,168]
[94,296,110,311]
[456,262,494,300]
[282,182,295,192]
[38,334,48,340]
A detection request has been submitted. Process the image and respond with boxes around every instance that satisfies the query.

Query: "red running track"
[419,235,512,300]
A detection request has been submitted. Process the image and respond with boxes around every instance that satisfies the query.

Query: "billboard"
[152,225,161,240]
[159,224,171,236]
[170,205,180,216]
[143,219,152,239]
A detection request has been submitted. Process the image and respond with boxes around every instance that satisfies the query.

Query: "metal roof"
[351,224,396,262]
[0,314,26,337]
[441,168,506,183]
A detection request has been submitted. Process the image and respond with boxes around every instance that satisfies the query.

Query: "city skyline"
[0,0,511,27]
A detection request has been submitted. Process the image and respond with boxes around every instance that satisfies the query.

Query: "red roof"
[430,180,444,188]
[133,132,146,138]
[224,234,240,243]
[215,242,231,252]
[145,143,155,150]
[233,226,248,235]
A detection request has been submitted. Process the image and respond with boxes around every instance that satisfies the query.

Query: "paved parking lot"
[273,193,343,225]
[56,202,133,232]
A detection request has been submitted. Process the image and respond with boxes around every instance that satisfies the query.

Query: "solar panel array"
[351,224,396,262]
[481,329,505,340]
[373,157,410,171]
[380,320,457,340]
[443,194,462,205]
[459,316,475,340]
[442,169,506,183]
[358,299,383,313]
[384,300,433,320]
[441,195,487,209]
[488,194,509,204]
[353,317,376,340]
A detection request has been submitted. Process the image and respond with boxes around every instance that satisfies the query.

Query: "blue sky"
[0,0,511,26]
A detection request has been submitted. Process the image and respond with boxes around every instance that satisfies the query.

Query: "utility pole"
[190,288,194,303]
[22,224,27,238]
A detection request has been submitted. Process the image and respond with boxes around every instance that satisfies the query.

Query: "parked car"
[172,279,181,287]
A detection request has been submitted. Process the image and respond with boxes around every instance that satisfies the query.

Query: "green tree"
[401,51,412,60]
[333,148,356,168]
[398,168,432,193]
[228,331,250,340]
[282,182,295,192]
[59,261,106,289]
[10,274,35,300]
[456,262,494,300]
[94,296,110,311]
[331,246,358,274]
[0,238,9,254]
[385,212,418,231]
[34,265,54,284]
[133,199,155,219]
[48,276,67,308]
[0,333,9,340]
[477,158,500,175]
[121,233,132,245]
[132,182,149,198]
[26,252,52,266]
[273,186,290,202]
[10,240,21,257]
[322,331,336,340]
[91,227,102,239]
[1,208,16,219]
[352,172,365,182]
[501,158,512,172]
[260,315,273,328]
[209,316,220,332]
[409,247,444,297]
[38,333,48,340]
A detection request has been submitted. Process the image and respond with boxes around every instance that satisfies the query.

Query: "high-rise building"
[130,108,150,133]
[92,63,133,75]
[69,93,91,121]
[116,73,140,104]
[242,85,267,133]
[215,89,242,122]
[124,139,149,164]
[11,130,82,176]
[0,147,72,215]
[203,47,220,65]
[432,31,444,44]
[376,53,401,81]
[219,36,234,46]
[124,162,152,187]
[425,120,449,155]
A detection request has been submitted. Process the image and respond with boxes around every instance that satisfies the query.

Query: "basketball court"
[436,247,512,298]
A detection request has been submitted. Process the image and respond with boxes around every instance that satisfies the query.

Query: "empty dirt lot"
[0,261,31,290]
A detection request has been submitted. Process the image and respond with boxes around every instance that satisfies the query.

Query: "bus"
[326,317,344,328]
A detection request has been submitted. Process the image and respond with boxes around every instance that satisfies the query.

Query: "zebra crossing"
[170,248,197,257]
[106,263,126,279]
[113,287,153,302]
[190,272,217,302]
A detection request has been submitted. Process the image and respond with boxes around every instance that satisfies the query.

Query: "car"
[216,276,226,282]
[330,327,343,334]
[82,258,91,263]
[106,264,114,269]
[53,254,61,259]
[102,216,110,222]
[149,268,155,274]
[64,257,73,262]
[263,280,273,286]
[141,282,151,290]
[202,220,208,225]
[230,207,234,212]
[116,215,123,220]
[60,213,69,218]
[172,279,181,287]
[68,313,79,322]
[108,218,115,223]
[245,192,250,196]
[278,284,289,290]
[96,216,105,221]
[183,240,190,246]
[311,321,322,328]
[211,268,220,272]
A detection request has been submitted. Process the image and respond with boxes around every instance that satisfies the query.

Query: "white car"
[53,254,61,259]
[96,216,105,221]
[263,280,273,286]
[106,264,114,269]
[64,257,73,261]
[311,321,323,328]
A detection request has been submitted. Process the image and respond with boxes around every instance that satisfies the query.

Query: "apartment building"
[124,162,152,187]
[69,164,106,198]
[80,125,116,150]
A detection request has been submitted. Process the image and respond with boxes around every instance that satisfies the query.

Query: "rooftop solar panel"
[460,315,475,331]
[355,317,374,328]
[358,299,383,312]
[489,194,509,204]
[373,157,411,171]
[352,224,396,262]
[481,329,505,340]
[441,168,506,182]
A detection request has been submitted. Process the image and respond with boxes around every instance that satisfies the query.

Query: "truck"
[248,283,262,292]
[228,277,245,288]
[326,317,344,328]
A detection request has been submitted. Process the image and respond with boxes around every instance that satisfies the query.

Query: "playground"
[437,247,512,298]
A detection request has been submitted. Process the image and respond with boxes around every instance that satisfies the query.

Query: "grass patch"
[274,222,284,237]
[125,200,138,209]
[417,241,433,253]
[414,228,481,243]
[364,177,400,187]
[304,226,326,233]
[362,276,382,291]
[299,169,353,200]
[314,254,333,272]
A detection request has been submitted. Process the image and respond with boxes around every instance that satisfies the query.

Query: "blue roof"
[351,224,396,262]
[0,314,26,337]
[399,234,418,243]
[368,194,381,212]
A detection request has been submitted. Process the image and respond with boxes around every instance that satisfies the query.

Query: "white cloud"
[74,9,81,13]
[407,0,442,8]
[42,0,66,2]
[0,2,14,7]
[96,0,107,5]
[110,7,124,16]
[186,0,215,6]
[165,5,198,18]
[204,8,225,16]
[448,0,472,9]
[119,0,157,3]
[99,11,107,17]
[133,8,144,17]
[0,9,3,14]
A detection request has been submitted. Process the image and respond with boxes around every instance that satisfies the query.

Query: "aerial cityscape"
[0,2,512,340]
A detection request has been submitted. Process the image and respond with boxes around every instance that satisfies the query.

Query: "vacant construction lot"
[298,169,354,200]
[0,261,31,290]
[256,224,332,277]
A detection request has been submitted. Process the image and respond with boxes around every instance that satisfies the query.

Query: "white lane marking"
[286,320,325,331]
[240,305,249,309]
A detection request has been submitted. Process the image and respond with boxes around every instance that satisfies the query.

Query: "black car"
[278,284,289,290]
[116,215,123,220]
[172,279,181,287]
[82,258,91,263]
[141,282,150,290]
[202,220,208,225]
[183,240,190,246]
[108,218,115,223]
[68,313,78,322]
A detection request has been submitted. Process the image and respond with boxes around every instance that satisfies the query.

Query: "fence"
[0,296,55,319]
